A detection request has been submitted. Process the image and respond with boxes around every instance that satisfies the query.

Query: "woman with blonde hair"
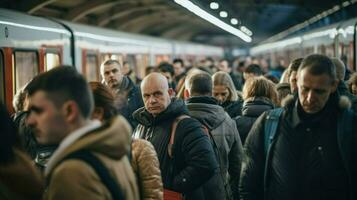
[212,71,243,118]
[234,76,278,144]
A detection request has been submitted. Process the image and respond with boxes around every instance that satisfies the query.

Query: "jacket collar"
[45,120,101,175]
[186,96,218,105]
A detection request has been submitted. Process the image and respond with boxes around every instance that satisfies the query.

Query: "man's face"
[173,62,183,76]
[102,64,123,89]
[213,85,230,104]
[218,61,230,73]
[27,91,69,145]
[160,72,173,84]
[142,81,171,116]
[297,68,337,114]
[122,63,130,75]
[289,70,298,93]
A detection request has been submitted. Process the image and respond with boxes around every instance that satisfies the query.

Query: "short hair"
[331,57,346,80]
[298,54,337,81]
[219,59,232,68]
[158,62,175,77]
[27,66,94,119]
[173,58,184,66]
[242,76,278,105]
[89,82,117,120]
[245,64,263,75]
[288,58,303,73]
[100,59,121,75]
[212,71,238,101]
[187,72,212,96]
[275,83,291,105]
[145,66,156,76]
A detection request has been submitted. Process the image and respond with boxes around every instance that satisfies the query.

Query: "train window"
[85,54,99,81]
[0,50,4,103]
[13,51,39,94]
[45,53,60,71]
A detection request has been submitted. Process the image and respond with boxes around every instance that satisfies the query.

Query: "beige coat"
[45,116,140,200]
[131,139,163,200]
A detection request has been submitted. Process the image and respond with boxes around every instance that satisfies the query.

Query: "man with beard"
[100,60,143,128]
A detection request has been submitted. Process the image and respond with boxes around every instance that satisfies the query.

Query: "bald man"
[132,73,219,200]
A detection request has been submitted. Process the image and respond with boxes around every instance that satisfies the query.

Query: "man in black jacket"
[240,54,357,200]
[184,72,243,200]
[133,72,218,200]
[100,59,143,128]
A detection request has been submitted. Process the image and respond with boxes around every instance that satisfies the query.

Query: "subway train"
[0,8,224,112]
[251,17,357,72]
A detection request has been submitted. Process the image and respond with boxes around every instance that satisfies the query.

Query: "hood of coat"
[186,96,227,130]
[242,97,275,117]
[132,98,189,126]
[45,116,131,176]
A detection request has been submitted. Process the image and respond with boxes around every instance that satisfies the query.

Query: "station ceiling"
[1,0,356,47]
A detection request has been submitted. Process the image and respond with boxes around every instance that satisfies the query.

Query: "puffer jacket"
[222,100,243,118]
[235,97,275,144]
[44,116,139,200]
[131,139,163,200]
[186,96,243,200]
[239,93,357,200]
[132,98,218,200]
[0,149,44,200]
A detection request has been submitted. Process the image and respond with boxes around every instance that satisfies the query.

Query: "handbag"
[164,189,184,200]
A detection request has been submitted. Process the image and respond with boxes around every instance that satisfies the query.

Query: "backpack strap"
[264,108,284,156]
[64,150,125,200]
[168,115,190,158]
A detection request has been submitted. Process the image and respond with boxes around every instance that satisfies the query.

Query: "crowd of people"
[1,53,357,200]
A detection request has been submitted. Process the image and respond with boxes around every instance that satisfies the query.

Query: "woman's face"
[213,85,230,104]
[352,84,357,95]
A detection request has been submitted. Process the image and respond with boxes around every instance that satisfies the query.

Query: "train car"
[0,8,224,112]
[250,17,357,72]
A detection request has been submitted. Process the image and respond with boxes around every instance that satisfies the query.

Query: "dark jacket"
[240,94,357,200]
[223,100,243,118]
[116,76,144,129]
[132,99,218,200]
[235,97,275,144]
[186,96,243,200]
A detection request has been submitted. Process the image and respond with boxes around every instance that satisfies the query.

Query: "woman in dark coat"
[212,71,243,118]
[234,76,278,144]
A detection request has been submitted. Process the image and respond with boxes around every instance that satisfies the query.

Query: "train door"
[82,49,100,82]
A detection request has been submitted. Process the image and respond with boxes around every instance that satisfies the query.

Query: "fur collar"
[281,94,351,110]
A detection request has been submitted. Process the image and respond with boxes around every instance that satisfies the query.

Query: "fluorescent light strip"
[174,0,252,43]
[0,20,71,35]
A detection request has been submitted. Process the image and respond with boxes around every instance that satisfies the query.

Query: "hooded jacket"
[235,97,275,144]
[186,96,243,200]
[132,99,218,200]
[44,116,139,200]
[240,94,357,200]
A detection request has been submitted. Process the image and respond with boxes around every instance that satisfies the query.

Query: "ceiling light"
[219,11,228,18]
[210,2,219,9]
[174,0,252,42]
[230,18,238,25]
